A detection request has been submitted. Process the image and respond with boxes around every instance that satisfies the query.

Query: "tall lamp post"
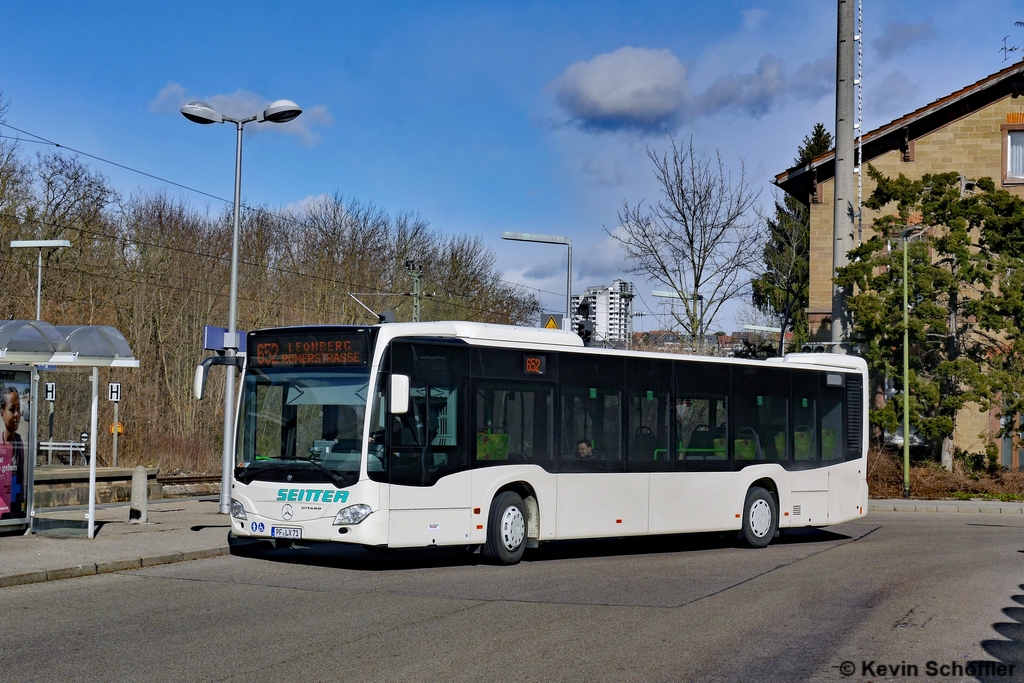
[12,239,71,507]
[500,232,571,328]
[900,226,926,498]
[182,99,302,514]
[10,239,72,320]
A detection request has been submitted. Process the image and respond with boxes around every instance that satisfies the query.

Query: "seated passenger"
[576,440,593,458]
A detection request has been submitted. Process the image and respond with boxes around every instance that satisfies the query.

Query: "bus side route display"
[252,333,368,367]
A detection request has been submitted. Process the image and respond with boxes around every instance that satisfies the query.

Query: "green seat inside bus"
[476,432,510,461]
[734,428,763,460]
[682,428,726,460]
[794,426,814,460]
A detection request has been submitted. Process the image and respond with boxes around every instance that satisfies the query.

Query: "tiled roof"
[774,59,1024,191]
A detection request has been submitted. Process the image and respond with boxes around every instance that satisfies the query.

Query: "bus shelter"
[0,321,138,539]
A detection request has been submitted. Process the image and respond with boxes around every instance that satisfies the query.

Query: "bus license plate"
[271,527,302,540]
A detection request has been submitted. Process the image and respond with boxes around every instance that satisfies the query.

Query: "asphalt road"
[3,512,1024,683]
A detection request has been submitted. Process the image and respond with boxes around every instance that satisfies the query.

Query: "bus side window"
[792,370,818,464]
[674,360,730,471]
[472,383,553,468]
[557,354,623,473]
[820,375,845,462]
[625,357,671,472]
[731,366,791,468]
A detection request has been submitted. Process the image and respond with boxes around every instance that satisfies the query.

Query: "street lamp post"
[900,226,926,498]
[500,232,571,328]
[10,239,72,320]
[182,99,302,515]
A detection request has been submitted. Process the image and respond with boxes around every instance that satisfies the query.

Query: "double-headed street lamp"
[181,98,302,515]
[500,232,571,329]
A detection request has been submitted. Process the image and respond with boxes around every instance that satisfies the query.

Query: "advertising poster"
[0,370,31,521]
[0,443,11,514]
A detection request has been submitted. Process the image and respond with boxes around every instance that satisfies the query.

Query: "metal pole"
[35,248,42,321]
[112,401,119,468]
[87,367,98,539]
[903,237,911,497]
[412,268,421,323]
[832,0,856,351]
[566,241,572,330]
[219,121,245,515]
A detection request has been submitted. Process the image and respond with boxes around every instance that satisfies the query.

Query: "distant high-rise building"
[570,279,633,344]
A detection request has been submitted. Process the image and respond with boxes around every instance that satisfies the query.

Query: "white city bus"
[203,321,868,564]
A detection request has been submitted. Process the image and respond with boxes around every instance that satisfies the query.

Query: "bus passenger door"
[387,342,472,548]
[555,381,649,539]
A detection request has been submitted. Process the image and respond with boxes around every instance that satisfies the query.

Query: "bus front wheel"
[483,491,527,565]
[741,486,778,548]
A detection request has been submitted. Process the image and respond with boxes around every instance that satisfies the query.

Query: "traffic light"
[800,343,827,352]
[576,300,594,345]
[576,319,594,345]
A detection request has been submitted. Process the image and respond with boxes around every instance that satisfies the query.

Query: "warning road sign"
[541,313,563,330]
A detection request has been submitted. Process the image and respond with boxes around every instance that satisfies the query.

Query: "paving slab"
[0,499,230,588]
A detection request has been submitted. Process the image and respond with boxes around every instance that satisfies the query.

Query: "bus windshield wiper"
[304,456,351,488]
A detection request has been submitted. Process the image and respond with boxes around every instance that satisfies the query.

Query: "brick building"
[773,60,1024,461]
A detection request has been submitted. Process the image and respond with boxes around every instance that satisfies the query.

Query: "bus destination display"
[253,334,368,367]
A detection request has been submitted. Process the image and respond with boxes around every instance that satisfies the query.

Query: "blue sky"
[2,1,1021,332]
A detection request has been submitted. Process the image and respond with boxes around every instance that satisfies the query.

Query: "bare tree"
[609,138,760,351]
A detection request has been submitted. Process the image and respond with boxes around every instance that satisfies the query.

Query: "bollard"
[129,466,148,523]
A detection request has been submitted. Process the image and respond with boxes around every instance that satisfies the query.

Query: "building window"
[1010,131,1024,178]
[1001,123,1024,185]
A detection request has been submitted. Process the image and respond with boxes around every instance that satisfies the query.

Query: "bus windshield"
[235,366,370,487]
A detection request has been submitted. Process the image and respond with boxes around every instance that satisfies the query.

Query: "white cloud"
[282,193,331,216]
[868,70,920,121]
[575,231,629,281]
[150,81,188,114]
[151,83,332,145]
[523,258,565,280]
[696,54,786,118]
[741,8,769,30]
[874,19,936,61]
[551,48,835,133]
[552,47,691,133]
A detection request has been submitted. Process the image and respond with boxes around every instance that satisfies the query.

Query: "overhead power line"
[0,123,559,302]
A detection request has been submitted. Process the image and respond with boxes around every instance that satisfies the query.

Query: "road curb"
[0,546,229,589]
[869,500,1024,514]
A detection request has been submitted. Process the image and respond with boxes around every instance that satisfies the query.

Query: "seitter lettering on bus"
[276,488,350,503]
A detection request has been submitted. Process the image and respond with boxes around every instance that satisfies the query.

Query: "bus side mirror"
[194,356,244,400]
[194,363,209,400]
[389,374,410,414]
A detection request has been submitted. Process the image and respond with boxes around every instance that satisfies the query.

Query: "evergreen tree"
[750,123,831,354]
[836,169,1024,467]
[795,122,833,165]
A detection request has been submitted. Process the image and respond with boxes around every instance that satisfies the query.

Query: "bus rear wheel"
[741,486,778,548]
[483,491,527,565]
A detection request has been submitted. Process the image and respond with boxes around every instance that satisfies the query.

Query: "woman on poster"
[0,386,25,519]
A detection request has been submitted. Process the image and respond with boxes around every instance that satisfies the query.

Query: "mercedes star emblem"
[282,504,294,521]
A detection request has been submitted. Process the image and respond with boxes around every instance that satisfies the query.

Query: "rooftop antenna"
[1002,23,1024,61]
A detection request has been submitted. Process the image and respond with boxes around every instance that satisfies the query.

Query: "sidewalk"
[0,498,231,589]
[2,497,1023,590]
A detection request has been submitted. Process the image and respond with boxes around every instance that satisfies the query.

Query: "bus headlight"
[230,499,247,521]
[333,504,372,526]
